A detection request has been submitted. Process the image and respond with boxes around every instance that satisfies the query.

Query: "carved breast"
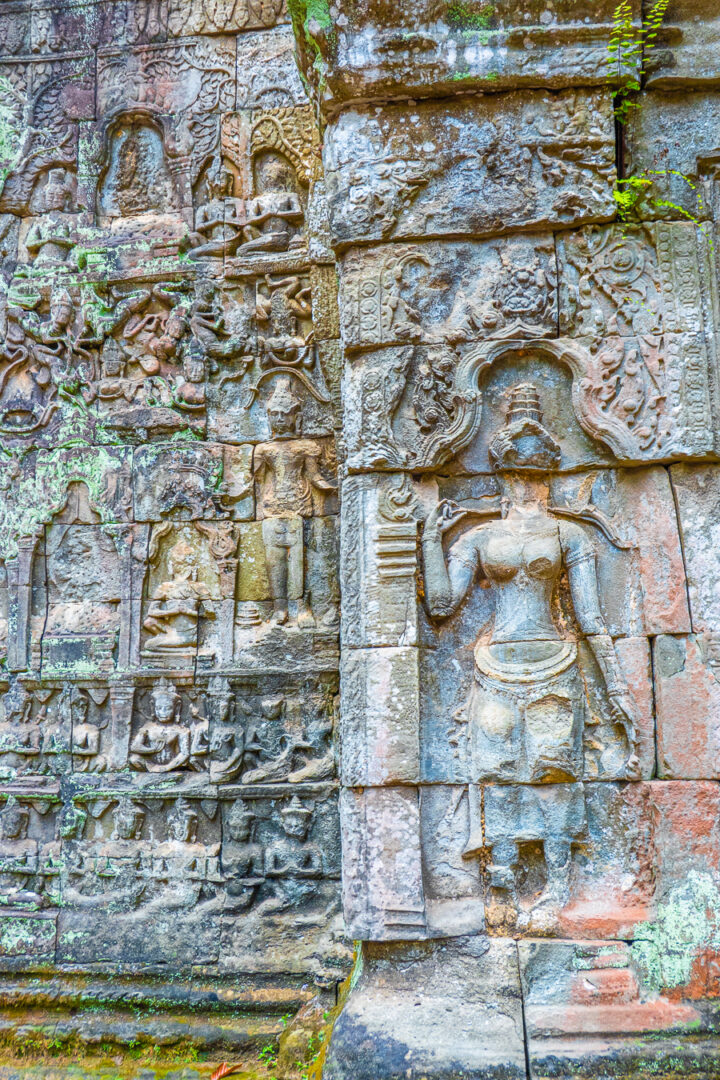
[481,525,562,583]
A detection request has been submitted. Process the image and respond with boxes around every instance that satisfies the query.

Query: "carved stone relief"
[0,14,345,1004]
[323,90,617,247]
[3,0,720,1073]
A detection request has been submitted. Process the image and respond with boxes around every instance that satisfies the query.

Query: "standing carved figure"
[421,383,638,929]
[248,377,336,627]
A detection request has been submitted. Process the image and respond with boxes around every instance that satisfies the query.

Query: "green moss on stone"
[445,1,495,32]
[631,870,720,993]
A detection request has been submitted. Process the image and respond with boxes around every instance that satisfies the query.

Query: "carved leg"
[486,838,519,930]
[542,835,573,909]
[262,519,290,624]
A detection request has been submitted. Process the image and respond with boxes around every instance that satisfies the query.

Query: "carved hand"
[423,499,467,541]
[607,688,640,775]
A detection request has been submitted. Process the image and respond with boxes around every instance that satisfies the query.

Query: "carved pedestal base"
[140,648,196,671]
[322,937,526,1080]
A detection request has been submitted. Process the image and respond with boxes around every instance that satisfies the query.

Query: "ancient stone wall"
[0,0,348,1069]
[288,1,720,1078]
[1,0,720,1077]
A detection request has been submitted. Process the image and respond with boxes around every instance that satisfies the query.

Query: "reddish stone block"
[520,938,715,1079]
[655,634,720,779]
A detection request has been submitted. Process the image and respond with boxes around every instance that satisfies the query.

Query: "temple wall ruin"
[0,0,719,1077]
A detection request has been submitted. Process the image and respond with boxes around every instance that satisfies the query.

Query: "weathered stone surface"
[655,634,720,779]
[3,0,720,1073]
[670,465,720,630]
[344,336,715,474]
[0,0,348,1045]
[624,90,720,225]
[323,90,616,248]
[645,1,720,88]
[340,474,419,648]
[340,785,425,941]
[340,234,558,350]
[292,0,641,108]
[341,647,420,786]
[236,27,307,108]
[322,937,526,1080]
[520,937,720,1079]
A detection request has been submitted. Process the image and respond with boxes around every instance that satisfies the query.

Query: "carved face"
[255,153,295,195]
[49,295,73,329]
[266,377,301,436]
[281,811,311,840]
[227,803,253,841]
[0,805,28,840]
[215,693,233,723]
[488,383,562,473]
[42,176,67,212]
[207,170,233,199]
[113,803,143,840]
[70,695,89,724]
[267,403,298,436]
[169,807,197,843]
[153,695,180,723]
[183,351,205,382]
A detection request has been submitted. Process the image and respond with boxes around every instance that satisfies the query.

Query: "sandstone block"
[655,634,720,779]
[341,474,419,649]
[340,786,425,940]
[341,647,420,786]
[236,27,307,108]
[520,937,718,1079]
[645,2,720,87]
[670,465,720,629]
[323,90,616,248]
[323,937,526,1080]
[294,0,640,107]
[339,234,558,351]
[625,90,718,225]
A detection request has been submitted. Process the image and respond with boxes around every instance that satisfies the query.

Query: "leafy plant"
[607,0,670,123]
[613,168,713,249]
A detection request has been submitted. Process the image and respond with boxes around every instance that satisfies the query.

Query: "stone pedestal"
[323,938,526,1080]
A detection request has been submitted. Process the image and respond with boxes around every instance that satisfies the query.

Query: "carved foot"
[270,606,289,626]
[296,603,316,629]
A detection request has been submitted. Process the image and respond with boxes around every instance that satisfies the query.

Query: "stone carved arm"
[421,501,477,619]
[305,452,337,494]
[152,728,192,774]
[233,447,266,500]
[561,522,639,760]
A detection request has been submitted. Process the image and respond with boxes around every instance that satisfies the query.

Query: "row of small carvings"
[0,440,337,523]
[0,514,339,675]
[0,677,337,783]
[0,782,343,970]
[6,81,717,276]
[0,631,717,783]
[341,778,720,942]
[0,40,316,225]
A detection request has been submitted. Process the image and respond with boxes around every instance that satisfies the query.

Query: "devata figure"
[422,383,639,930]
